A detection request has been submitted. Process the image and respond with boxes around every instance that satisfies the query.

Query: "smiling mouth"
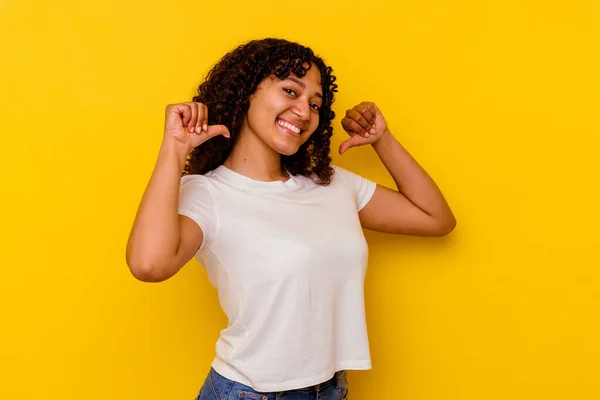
[277,119,303,137]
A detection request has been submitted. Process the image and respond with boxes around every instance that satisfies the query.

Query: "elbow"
[126,255,173,283]
[129,266,164,283]
[125,241,179,282]
[127,262,165,283]
[433,216,457,237]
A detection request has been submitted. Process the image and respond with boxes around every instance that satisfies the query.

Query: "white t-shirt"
[178,164,377,392]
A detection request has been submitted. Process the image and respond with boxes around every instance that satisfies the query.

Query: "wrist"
[372,129,395,152]
[159,138,190,170]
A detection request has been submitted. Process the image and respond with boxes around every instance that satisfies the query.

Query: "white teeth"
[278,119,301,134]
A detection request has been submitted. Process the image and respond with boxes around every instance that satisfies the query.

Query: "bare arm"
[359,132,456,236]
[125,102,230,282]
[339,101,456,237]
[126,140,203,282]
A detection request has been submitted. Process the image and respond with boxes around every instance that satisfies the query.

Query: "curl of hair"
[182,38,338,185]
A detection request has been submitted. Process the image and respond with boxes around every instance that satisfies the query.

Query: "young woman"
[126,38,456,400]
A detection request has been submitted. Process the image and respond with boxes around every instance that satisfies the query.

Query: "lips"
[276,118,303,137]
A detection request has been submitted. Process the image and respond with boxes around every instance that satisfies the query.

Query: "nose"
[292,99,310,121]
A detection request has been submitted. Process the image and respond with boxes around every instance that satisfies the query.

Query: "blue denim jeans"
[195,367,349,400]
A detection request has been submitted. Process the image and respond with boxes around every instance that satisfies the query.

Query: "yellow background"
[1,0,599,398]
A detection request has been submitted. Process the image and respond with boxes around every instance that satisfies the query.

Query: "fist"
[339,101,388,155]
[164,102,230,153]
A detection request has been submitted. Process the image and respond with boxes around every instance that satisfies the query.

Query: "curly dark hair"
[182,38,338,185]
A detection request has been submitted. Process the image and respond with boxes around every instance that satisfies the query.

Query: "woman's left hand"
[339,101,389,155]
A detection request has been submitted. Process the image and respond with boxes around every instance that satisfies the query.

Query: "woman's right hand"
[163,102,231,154]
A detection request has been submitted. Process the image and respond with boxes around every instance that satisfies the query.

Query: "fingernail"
[370,128,376,134]
[203,123,208,131]
[196,126,201,133]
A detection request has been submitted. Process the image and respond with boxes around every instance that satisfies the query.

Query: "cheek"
[246,101,273,128]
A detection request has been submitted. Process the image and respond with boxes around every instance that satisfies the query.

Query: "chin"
[270,136,304,156]
[274,144,300,156]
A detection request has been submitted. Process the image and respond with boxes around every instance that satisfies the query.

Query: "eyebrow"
[286,76,323,99]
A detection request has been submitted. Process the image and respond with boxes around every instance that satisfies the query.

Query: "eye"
[283,88,297,96]
[310,103,320,111]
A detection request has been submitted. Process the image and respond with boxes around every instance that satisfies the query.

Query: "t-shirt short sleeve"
[333,165,377,211]
[178,174,217,250]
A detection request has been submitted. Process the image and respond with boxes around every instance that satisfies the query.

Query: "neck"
[223,126,289,182]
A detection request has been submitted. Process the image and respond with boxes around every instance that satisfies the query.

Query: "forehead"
[290,65,321,85]
[284,67,322,94]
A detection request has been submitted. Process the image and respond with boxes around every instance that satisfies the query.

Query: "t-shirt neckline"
[213,164,300,190]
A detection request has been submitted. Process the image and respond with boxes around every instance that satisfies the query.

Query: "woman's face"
[243,64,323,156]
